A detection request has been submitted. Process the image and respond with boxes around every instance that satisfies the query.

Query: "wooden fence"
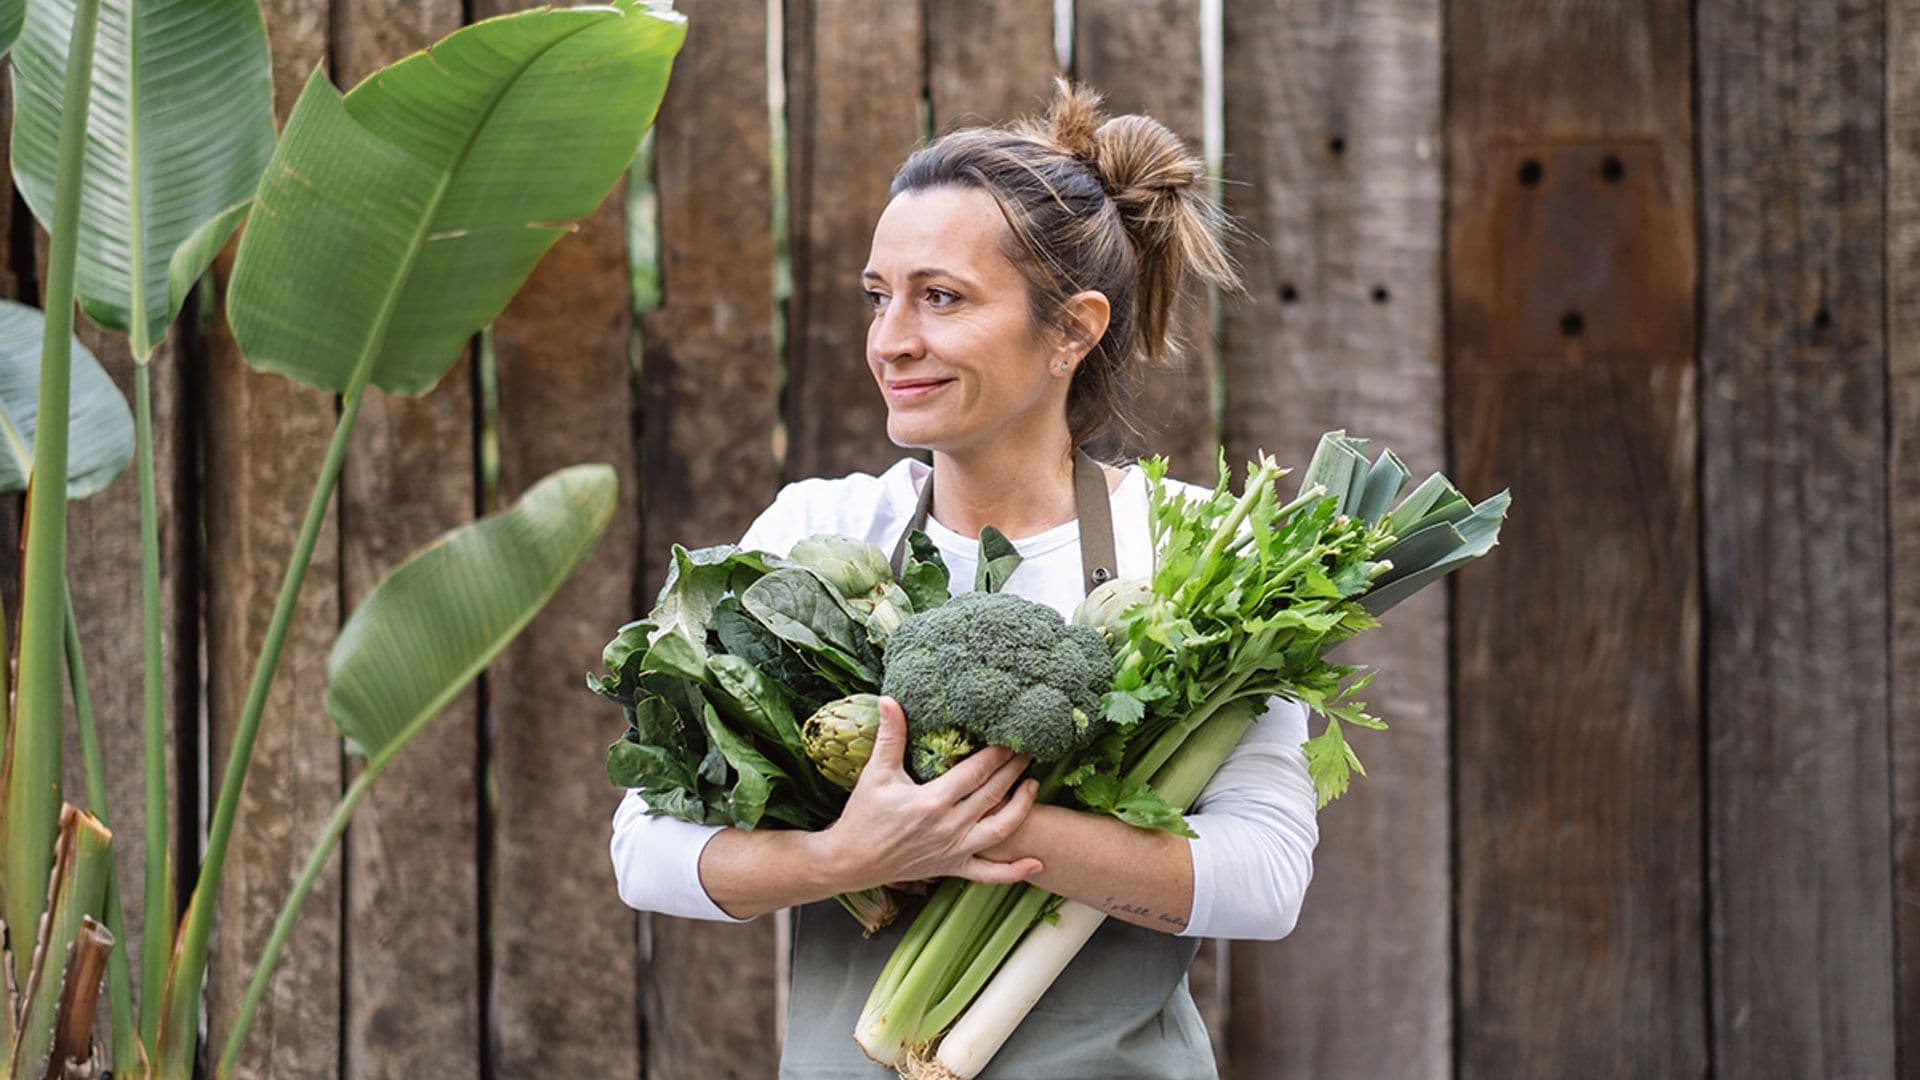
[4,0,1913,1076]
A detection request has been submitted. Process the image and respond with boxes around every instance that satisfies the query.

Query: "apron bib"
[779,451,1216,1078]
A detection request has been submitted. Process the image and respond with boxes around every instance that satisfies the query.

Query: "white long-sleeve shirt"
[609,457,1319,940]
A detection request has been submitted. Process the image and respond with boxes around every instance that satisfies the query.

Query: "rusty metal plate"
[1451,138,1694,370]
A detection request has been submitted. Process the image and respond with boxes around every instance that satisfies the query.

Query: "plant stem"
[214,744,385,1079]
[918,885,1052,1035]
[62,579,143,1071]
[5,0,103,996]
[157,383,367,1072]
[135,361,172,1049]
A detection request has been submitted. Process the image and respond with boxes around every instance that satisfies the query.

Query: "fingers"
[954,751,1030,818]
[863,695,909,778]
[958,854,1043,885]
[963,776,1039,854]
[927,741,1019,797]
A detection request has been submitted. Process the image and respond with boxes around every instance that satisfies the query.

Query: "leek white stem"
[930,901,1107,1078]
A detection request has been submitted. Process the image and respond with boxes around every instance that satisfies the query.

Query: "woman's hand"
[818,696,1044,891]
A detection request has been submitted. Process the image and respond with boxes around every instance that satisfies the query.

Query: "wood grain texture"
[926,0,1057,131]
[1072,0,1216,482]
[1447,0,1705,1074]
[635,2,783,1073]
[332,3,482,1076]
[1219,2,1448,1076]
[780,0,925,482]
[484,188,642,1080]
[201,4,340,1075]
[1891,1,1920,1070]
[1697,0,1897,1075]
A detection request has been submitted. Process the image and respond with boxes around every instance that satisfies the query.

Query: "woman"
[611,77,1319,1078]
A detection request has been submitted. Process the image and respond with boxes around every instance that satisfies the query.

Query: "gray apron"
[777,451,1216,1079]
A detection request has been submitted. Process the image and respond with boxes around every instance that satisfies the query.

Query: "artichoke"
[804,693,882,790]
[789,533,912,644]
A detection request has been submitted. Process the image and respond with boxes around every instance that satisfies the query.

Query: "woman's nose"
[868,297,922,365]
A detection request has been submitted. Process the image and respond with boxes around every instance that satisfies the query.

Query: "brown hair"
[888,76,1247,454]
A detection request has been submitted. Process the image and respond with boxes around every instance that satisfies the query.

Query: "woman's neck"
[927,430,1077,542]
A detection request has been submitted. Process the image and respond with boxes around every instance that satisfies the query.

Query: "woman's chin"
[885,413,957,452]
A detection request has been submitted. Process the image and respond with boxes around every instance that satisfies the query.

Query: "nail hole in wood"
[1813,306,1832,331]
[1328,135,1346,156]
[1518,159,1544,188]
[1370,285,1390,304]
[1279,283,1299,303]
[1559,310,1585,337]
[1600,155,1625,183]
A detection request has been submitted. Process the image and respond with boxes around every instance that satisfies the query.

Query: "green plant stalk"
[8,809,113,1079]
[135,360,172,1050]
[856,881,1022,1060]
[212,736,385,1078]
[63,580,145,1072]
[154,384,368,1077]
[864,877,966,1011]
[5,0,103,996]
[918,884,1054,1036]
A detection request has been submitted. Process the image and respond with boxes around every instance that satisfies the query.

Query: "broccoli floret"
[881,591,1114,780]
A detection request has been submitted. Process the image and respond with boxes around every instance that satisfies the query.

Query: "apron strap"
[887,449,1118,596]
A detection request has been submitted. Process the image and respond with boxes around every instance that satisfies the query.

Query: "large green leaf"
[0,300,134,497]
[228,1,686,397]
[327,464,618,761]
[0,0,20,56]
[11,0,274,359]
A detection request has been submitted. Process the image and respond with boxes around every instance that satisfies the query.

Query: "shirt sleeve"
[608,790,756,922]
[1178,695,1320,941]
[606,482,816,921]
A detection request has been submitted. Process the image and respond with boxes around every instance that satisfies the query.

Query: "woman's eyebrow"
[861,268,974,288]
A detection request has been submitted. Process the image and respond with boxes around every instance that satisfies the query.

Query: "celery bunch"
[854,431,1510,1076]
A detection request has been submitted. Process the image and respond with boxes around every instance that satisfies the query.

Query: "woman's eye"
[863,289,887,311]
[925,288,958,307]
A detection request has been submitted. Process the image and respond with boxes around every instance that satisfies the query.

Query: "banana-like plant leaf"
[0,299,134,497]
[11,0,274,359]
[0,0,20,57]
[327,464,618,762]
[229,1,686,397]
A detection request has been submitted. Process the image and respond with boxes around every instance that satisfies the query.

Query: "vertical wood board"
[1219,1,1449,1075]
[635,1,784,1073]
[1697,0,1897,1074]
[476,76,643,1072]
[1890,1,1920,1070]
[334,3,482,1075]
[780,0,926,482]
[1073,0,1217,481]
[1447,0,1705,1074]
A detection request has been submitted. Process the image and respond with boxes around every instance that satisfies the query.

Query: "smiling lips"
[885,377,954,400]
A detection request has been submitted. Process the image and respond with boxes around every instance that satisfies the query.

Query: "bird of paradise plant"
[0,1,686,1075]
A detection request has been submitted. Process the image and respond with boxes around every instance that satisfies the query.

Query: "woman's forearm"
[696,825,846,920]
[990,804,1194,934]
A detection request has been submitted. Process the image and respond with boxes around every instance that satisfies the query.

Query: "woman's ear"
[1053,290,1111,366]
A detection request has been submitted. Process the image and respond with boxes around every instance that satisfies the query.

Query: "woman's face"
[862,185,1081,456]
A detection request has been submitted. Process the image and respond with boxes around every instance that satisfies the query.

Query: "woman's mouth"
[885,378,954,401]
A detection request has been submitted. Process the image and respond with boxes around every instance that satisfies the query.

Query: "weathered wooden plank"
[1447,1,1705,1075]
[333,3,481,1076]
[781,0,925,482]
[1697,1,1896,1075]
[634,1,783,1073]
[1072,0,1215,482]
[1219,2,1448,1076]
[926,0,1057,131]
[478,107,643,1080]
[1891,1,1920,1069]
[201,4,340,1075]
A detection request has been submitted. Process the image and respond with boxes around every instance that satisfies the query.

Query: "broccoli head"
[880,590,1115,780]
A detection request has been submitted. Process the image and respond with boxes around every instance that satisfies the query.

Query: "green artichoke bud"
[1071,576,1153,638]
[789,534,891,597]
[803,693,882,790]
